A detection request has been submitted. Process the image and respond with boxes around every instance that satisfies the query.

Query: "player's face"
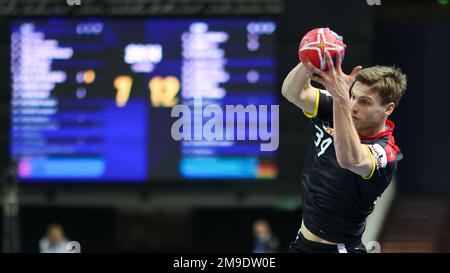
[349,82,389,133]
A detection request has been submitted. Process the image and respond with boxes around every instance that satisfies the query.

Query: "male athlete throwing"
[282,50,406,253]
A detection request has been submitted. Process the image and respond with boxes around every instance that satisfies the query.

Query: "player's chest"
[312,120,335,158]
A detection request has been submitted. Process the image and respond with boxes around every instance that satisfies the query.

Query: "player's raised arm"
[281,61,318,114]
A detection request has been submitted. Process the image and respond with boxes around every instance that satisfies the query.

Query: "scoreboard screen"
[10,18,278,183]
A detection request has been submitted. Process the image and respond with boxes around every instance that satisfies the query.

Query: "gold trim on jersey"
[362,145,376,180]
[302,88,320,118]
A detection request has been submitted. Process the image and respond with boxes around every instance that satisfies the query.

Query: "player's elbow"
[281,81,306,103]
[281,86,296,104]
[281,79,291,99]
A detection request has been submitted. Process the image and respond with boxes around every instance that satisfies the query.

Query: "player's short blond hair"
[355,65,407,106]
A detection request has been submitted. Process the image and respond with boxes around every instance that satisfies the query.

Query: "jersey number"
[314,125,332,157]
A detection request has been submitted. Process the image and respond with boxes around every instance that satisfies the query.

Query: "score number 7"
[114,75,180,108]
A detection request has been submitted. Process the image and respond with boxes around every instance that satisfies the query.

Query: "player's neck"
[357,119,388,138]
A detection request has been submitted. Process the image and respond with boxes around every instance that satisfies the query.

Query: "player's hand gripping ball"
[298,27,346,71]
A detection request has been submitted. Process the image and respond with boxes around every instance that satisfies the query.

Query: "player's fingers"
[335,51,343,73]
[310,73,326,86]
[325,51,334,72]
[348,66,363,82]
[304,60,326,78]
[349,66,363,78]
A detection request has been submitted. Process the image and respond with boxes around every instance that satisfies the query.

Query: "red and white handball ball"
[298,27,346,71]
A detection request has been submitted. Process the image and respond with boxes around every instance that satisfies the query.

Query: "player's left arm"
[332,97,375,179]
[304,51,373,178]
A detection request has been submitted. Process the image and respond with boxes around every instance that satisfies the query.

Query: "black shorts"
[288,230,367,253]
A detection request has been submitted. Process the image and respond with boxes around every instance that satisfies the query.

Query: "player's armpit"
[341,144,376,180]
[282,83,318,116]
[281,63,320,115]
[301,88,320,118]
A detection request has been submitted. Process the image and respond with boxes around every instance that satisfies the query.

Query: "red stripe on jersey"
[359,119,395,140]
[385,134,400,163]
[359,119,400,163]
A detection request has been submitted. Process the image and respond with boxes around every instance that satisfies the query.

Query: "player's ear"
[384,102,395,116]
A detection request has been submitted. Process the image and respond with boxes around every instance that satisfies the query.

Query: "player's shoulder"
[362,120,402,165]
[367,137,402,165]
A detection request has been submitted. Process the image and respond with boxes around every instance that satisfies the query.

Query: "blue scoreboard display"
[10,18,278,183]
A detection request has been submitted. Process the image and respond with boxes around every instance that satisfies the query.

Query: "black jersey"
[300,89,403,244]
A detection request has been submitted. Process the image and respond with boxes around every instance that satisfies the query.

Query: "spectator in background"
[39,223,69,253]
[252,219,280,253]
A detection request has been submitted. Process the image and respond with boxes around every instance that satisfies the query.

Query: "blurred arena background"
[0,0,449,253]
